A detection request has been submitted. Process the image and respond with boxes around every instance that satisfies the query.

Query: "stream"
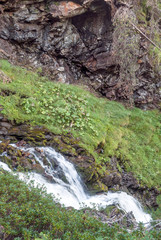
[0,145,152,225]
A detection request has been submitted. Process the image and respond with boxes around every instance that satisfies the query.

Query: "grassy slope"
[0,60,160,191]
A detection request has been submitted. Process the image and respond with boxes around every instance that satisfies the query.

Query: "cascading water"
[0,161,12,172]
[0,144,152,225]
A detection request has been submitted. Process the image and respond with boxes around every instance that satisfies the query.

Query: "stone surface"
[50,1,86,18]
[0,0,160,108]
[0,122,12,129]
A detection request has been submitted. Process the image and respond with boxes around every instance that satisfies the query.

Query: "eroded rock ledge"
[0,0,160,108]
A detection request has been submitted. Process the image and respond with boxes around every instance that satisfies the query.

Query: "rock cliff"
[0,0,160,107]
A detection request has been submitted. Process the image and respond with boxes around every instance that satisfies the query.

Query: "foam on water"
[0,145,152,224]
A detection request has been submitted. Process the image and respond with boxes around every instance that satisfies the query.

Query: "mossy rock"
[103,205,116,218]
[32,164,45,174]
[88,180,108,193]
[51,136,77,157]
[61,135,79,145]
[102,171,122,187]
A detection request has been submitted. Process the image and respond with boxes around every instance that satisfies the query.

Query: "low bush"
[0,172,160,239]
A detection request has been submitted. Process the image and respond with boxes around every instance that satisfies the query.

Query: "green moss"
[57,145,76,156]
[0,60,160,192]
[89,180,108,193]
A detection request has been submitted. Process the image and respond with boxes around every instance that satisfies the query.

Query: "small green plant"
[21,83,91,131]
[35,232,51,240]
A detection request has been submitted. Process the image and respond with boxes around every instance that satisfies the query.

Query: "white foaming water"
[0,145,152,224]
[0,161,12,172]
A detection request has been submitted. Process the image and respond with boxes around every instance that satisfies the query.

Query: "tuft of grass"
[0,60,160,192]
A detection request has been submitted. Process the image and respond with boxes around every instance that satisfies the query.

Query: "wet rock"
[20,159,32,170]
[32,164,45,174]
[102,172,122,187]
[42,156,50,166]
[0,140,44,173]
[89,180,108,193]
[43,173,54,183]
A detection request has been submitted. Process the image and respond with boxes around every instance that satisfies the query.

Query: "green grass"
[0,60,160,192]
[0,171,160,240]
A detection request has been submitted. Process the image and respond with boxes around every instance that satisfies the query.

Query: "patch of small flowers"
[21,83,93,132]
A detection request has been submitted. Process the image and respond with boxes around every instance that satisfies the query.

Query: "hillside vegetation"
[0,1,161,239]
[0,59,161,239]
[0,60,160,191]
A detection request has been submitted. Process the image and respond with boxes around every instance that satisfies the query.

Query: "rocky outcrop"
[0,0,160,108]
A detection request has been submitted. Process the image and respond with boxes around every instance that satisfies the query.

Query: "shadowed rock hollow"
[0,0,160,108]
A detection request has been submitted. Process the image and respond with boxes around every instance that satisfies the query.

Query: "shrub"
[0,172,161,239]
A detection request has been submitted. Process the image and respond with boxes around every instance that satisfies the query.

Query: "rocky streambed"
[0,142,152,229]
[0,112,159,215]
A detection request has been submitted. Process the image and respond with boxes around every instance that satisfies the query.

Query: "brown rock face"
[51,1,86,18]
[0,0,160,107]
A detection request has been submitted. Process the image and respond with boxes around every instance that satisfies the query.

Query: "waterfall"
[0,161,12,172]
[0,145,152,225]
